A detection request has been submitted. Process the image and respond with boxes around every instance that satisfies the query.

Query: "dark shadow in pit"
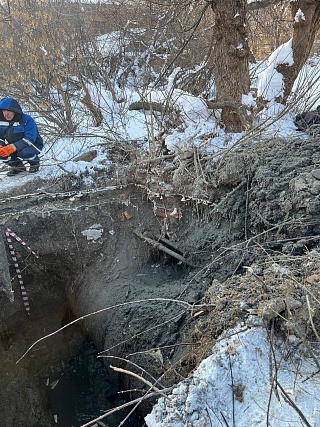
[47,339,142,427]
[5,254,145,427]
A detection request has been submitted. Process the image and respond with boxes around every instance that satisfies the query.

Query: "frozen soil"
[0,135,320,425]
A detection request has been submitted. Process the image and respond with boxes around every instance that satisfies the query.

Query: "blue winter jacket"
[0,98,43,152]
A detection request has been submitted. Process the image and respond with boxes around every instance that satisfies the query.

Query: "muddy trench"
[0,186,207,427]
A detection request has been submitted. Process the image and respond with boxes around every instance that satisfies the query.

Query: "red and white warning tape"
[5,228,39,314]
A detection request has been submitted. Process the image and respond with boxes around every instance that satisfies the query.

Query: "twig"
[80,388,174,427]
[15,298,196,364]
[274,312,320,372]
[306,295,320,342]
[275,380,313,427]
[227,354,235,427]
[220,410,230,427]
[99,310,186,355]
[206,407,213,427]
[137,154,175,165]
[266,321,277,427]
[26,138,76,176]
[117,399,141,427]
[124,341,196,358]
[302,369,320,383]
[100,355,165,388]
[109,366,168,399]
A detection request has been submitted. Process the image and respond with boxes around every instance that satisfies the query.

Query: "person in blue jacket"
[0,97,43,176]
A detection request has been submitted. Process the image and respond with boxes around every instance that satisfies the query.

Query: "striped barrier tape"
[5,228,39,314]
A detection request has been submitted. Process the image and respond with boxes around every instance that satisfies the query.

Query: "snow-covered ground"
[145,325,320,427]
[0,87,302,192]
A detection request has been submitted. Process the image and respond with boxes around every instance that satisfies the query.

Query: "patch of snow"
[145,326,320,427]
[257,39,293,101]
[81,225,103,241]
[295,8,305,22]
[242,92,256,107]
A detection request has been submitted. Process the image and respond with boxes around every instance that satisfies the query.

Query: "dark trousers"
[0,141,40,167]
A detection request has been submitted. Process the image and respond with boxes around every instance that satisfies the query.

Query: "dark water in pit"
[47,340,142,427]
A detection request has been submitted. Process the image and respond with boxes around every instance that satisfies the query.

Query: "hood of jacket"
[0,98,23,115]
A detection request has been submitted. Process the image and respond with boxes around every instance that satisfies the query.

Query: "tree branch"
[248,0,283,11]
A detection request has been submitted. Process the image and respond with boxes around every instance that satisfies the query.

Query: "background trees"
[209,0,251,132]
[277,0,320,101]
[0,0,318,136]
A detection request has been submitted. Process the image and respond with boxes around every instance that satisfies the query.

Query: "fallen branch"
[137,154,175,165]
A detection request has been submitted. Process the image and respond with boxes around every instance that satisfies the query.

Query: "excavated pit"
[1,136,320,426]
[0,185,202,426]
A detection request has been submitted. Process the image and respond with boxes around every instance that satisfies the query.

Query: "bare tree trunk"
[277,0,320,101]
[211,0,251,132]
[80,80,103,127]
[55,80,77,134]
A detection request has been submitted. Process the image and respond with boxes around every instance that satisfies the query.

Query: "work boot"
[6,166,26,176]
[29,164,40,173]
